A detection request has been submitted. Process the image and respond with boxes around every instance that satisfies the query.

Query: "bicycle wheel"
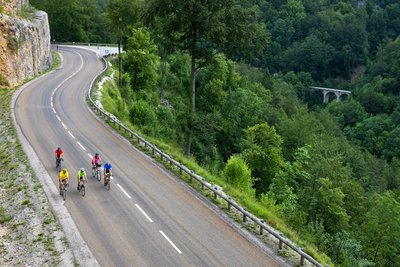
[62,185,67,201]
[97,170,101,182]
[81,184,85,197]
[106,178,110,191]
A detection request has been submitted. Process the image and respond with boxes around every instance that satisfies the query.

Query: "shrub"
[223,154,253,191]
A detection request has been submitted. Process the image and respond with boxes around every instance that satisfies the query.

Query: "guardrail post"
[160,153,163,161]
[152,147,155,155]
[243,208,247,222]
[179,163,182,175]
[227,197,231,210]
[300,248,305,266]
[260,220,264,235]
[279,233,284,249]
[214,190,217,199]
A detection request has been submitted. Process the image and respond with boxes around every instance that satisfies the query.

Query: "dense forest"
[31,0,400,266]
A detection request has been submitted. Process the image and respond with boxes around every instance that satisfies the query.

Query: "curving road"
[14,46,283,266]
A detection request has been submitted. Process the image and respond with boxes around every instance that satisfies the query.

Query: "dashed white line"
[56,115,61,121]
[117,184,131,199]
[68,131,75,139]
[51,96,53,102]
[61,122,67,129]
[135,204,153,223]
[77,141,86,151]
[52,108,56,114]
[88,153,92,159]
[51,102,53,107]
[159,231,182,254]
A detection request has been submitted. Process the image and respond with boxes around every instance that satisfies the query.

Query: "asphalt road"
[14,46,283,267]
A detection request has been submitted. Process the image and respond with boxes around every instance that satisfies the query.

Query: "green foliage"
[241,123,284,195]
[326,98,369,128]
[358,193,400,267]
[129,100,157,135]
[123,28,160,92]
[223,155,253,192]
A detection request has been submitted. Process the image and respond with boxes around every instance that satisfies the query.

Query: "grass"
[0,207,13,223]
[92,61,333,266]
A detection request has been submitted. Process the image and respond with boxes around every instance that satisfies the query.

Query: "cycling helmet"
[80,167,85,171]
[95,153,99,156]
[62,168,67,172]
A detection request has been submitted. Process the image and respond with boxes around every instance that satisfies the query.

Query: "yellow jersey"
[59,171,69,181]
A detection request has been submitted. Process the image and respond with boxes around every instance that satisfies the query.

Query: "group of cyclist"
[55,147,113,195]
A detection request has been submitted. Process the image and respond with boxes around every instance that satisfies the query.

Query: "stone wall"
[0,0,51,87]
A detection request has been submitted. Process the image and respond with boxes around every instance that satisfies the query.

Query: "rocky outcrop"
[0,0,51,87]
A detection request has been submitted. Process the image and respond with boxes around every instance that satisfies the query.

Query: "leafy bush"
[223,154,253,192]
[129,100,157,135]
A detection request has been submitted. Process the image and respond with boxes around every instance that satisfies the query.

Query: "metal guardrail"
[87,57,327,267]
[52,42,118,47]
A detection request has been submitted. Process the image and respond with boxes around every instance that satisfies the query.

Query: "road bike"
[56,157,63,172]
[104,173,111,191]
[93,163,102,182]
[78,177,86,197]
[61,180,68,201]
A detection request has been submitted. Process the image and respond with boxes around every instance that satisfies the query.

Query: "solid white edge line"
[61,122,67,129]
[56,115,61,121]
[135,204,154,223]
[77,141,86,151]
[117,184,131,199]
[68,131,75,139]
[159,231,182,254]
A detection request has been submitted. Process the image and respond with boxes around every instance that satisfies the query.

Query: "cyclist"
[55,147,63,166]
[77,168,88,191]
[91,153,102,177]
[103,161,112,186]
[59,168,69,195]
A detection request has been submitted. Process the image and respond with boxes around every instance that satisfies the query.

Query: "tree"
[241,123,284,194]
[123,28,160,92]
[145,0,269,155]
[358,193,400,266]
[107,0,144,86]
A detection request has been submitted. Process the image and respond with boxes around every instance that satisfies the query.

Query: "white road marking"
[51,102,53,107]
[77,141,86,151]
[159,231,182,254]
[56,115,61,121]
[61,122,67,129]
[51,96,53,102]
[88,153,92,159]
[117,184,131,199]
[135,204,153,223]
[68,131,75,139]
[52,108,56,114]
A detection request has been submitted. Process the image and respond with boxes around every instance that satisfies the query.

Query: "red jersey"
[55,149,63,158]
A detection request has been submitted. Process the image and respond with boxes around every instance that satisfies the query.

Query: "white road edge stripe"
[68,131,75,139]
[77,141,86,151]
[52,108,56,114]
[61,122,67,129]
[56,115,61,121]
[117,184,131,199]
[135,204,153,223]
[159,230,182,254]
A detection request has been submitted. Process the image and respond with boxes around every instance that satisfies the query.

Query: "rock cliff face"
[0,0,51,87]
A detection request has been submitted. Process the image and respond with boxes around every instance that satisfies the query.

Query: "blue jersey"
[104,163,112,172]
